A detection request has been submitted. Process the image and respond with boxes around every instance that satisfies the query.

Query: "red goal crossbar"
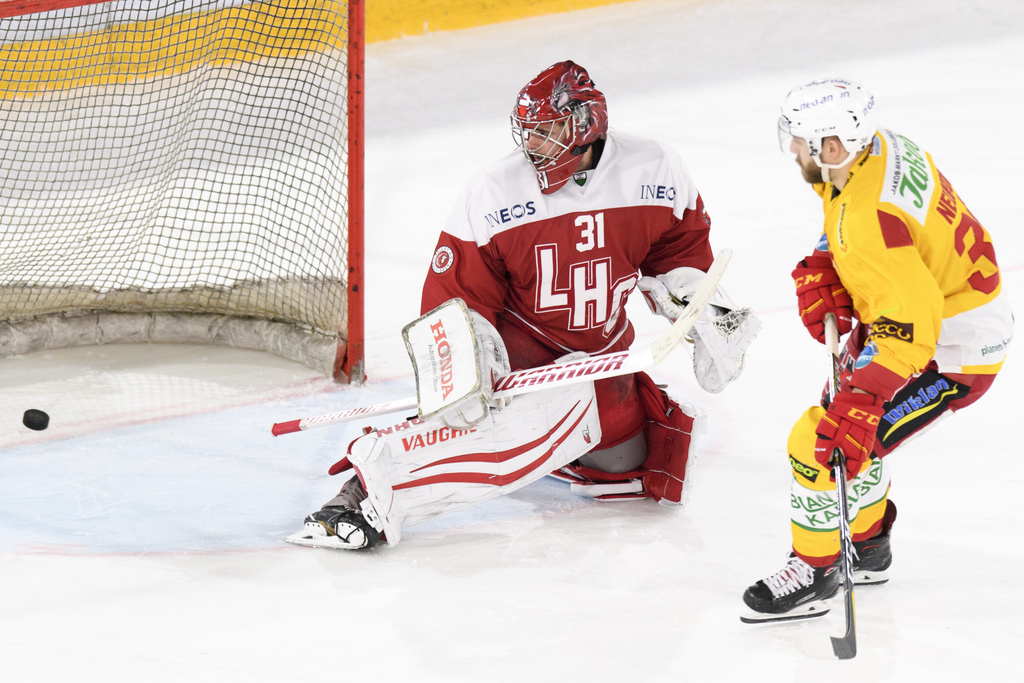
[1,0,110,19]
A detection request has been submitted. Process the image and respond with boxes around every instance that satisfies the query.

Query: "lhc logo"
[431,246,454,274]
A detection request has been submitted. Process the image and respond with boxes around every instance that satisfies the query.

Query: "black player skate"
[740,554,840,623]
[285,476,384,550]
[853,500,897,585]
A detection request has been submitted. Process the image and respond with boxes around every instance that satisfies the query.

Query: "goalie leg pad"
[345,380,602,546]
[635,372,706,507]
[551,373,705,506]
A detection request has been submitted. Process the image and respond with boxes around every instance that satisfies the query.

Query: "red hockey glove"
[815,391,886,481]
[792,255,854,343]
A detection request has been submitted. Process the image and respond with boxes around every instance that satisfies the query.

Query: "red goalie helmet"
[511,61,608,194]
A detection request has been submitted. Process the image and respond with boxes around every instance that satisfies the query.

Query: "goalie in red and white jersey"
[288,61,759,551]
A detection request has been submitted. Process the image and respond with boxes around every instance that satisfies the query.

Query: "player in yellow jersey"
[741,77,1013,623]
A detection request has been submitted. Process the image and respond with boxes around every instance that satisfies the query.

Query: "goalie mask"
[778,77,877,173]
[511,61,608,194]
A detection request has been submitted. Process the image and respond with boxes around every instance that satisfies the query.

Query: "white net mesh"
[0,0,355,377]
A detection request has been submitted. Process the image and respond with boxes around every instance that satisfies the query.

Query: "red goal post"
[0,0,365,382]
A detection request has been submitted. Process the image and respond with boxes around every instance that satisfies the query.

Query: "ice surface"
[2,1,1022,680]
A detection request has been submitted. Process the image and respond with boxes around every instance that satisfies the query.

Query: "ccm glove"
[792,255,853,343]
[815,391,886,481]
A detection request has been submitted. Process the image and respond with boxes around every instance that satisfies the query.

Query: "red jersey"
[421,130,714,366]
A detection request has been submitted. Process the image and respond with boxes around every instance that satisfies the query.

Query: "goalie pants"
[789,328,998,566]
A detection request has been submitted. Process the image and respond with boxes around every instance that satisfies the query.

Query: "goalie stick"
[271,249,733,436]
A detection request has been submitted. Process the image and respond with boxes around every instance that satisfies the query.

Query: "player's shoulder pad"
[441,149,542,243]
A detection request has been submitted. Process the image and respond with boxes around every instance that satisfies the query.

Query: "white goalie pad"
[637,267,760,393]
[403,298,511,428]
[346,380,601,547]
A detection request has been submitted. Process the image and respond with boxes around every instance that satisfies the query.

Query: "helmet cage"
[511,114,575,171]
[510,61,608,193]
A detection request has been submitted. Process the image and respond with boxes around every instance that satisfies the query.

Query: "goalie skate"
[285,498,383,550]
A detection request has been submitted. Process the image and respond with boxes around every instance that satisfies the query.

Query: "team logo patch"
[815,232,830,253]
[870,135,882,156]
[789,455,820,483]
[878,372,969,448]
[855,340,879,369]
[871,316,914,343]
[431,246,454,274]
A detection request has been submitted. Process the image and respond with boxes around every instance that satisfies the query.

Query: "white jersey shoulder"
[443,130,701,245]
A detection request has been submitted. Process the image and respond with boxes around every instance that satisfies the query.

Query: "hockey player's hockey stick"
[824,312,858,660]
[271,249,732,436]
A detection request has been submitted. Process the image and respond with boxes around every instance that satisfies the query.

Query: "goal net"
[0,0,364,382]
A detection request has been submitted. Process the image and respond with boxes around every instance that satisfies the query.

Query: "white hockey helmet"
[778,77,878,162]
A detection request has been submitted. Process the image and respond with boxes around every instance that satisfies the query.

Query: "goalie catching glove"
[638,266,760,393]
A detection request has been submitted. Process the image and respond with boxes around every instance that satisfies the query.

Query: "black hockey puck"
[23,409,50,431]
